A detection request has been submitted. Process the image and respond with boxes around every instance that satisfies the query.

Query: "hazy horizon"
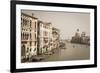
[22,10,90,40]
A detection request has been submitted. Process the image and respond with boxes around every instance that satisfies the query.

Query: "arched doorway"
[21,45,26,58]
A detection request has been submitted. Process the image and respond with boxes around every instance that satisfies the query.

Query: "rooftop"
[21,12,38,19]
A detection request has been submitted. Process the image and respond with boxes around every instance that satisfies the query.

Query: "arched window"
[30,48,32,52]
[22,33,24,40]
[27,47,29,53]
[27,33,29,40]
[30,33,31,39]
[25,33,27,40]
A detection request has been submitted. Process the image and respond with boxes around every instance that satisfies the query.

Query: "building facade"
[38,21,52,54]
[21,12,60,62]
[21,13,38,61]
[52,27,60,50]
[71,29,90,45]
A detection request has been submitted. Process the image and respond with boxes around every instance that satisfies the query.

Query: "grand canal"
[40,42,90,62]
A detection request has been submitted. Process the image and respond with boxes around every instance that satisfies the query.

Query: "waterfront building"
[21,12,60,61]
[71,29,90,45]
[38,21,52,54]
[21,13,38,60]
[52,27,60,50]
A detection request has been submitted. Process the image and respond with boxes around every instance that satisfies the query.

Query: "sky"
[22,10,90,40]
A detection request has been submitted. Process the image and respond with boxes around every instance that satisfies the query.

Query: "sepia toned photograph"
[21,10,90,63]
[11,1,97,72]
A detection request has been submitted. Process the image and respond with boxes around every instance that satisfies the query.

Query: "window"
[35,34,36,40]
[21,33,22,40]
[30,48,31,52]
[23,19,28,26]
[24,33,28,40]
[24,33,27,40]
[27,48,29,53]
[30,41,32,46]
[23,33,24,40]
[25,19,27,26]
[30,33,31,39]
[35,21,36,32]
[21,17,22,25]
[35,41,37,46]
[27,34,29,40]
[23,19,25,26]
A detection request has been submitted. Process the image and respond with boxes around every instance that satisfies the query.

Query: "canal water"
[41,42,90,62]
